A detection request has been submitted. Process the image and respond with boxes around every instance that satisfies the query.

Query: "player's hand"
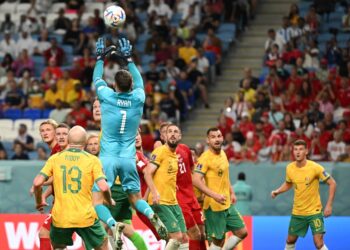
[36,202,48,214]
[118,38,133,59]
[152,191,160,205]
[324,204,332,217]
[213,193,226,205]
[96,37,117,61]
[271,190,279,199]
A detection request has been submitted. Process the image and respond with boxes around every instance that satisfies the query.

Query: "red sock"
[39,238,51,250]
[190,239,207,250]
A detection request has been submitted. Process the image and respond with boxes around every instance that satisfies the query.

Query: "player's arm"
[271,181,293,199]
[143,162,160,204]
[117,38,143,90]
[324,176,336,217]
[192,172,226,205]
[96,179,114,206]
[33,170,51,213]
[229,185,237,204]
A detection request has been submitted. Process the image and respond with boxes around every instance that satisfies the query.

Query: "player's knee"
[169,231,183,241]
[38,227,50,238]
[235,228,248,239]
[314,239,324,249]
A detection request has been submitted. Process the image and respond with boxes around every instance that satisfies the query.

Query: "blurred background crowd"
[0,0,349,164]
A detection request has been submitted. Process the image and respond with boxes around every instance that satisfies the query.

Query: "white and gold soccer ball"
[104,5,126,28]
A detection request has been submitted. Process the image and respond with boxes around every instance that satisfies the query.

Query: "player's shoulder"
[177,143,190,153]
[150,144,166,159]
[306,160,324,170]
[198,150,211,162]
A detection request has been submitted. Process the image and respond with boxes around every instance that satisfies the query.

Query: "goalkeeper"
[92,37,168,242]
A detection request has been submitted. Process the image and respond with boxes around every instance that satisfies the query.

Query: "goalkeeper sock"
[135,199,154,219]
[94,204,116,229]
[130,232,147,250]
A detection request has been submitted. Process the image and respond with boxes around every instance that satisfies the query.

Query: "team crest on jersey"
[137,161,145,168]
[218,169,223,177]
[305,177,310,186]
[151,154,156,161]
[196,164,203,170]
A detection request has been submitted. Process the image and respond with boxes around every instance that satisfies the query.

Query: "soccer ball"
[104,5,126,28]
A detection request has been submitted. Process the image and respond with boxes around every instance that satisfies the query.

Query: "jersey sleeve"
[285,166,292,183]
[129,62,145,103]
[93,60,114,101]
[315,163,330,182]
[92,157,106,183]
[150,147,163,168]
[194,155,208,175]
[39,157,54,180]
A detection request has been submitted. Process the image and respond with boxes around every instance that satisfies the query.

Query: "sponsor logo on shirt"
[117,99,132,107]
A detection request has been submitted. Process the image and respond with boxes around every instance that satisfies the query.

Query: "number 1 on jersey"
[120,110,127,134]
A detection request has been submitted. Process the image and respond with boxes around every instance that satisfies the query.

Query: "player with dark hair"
[193,127,248,250]
[271,139,337,250]
[92,37,167,242]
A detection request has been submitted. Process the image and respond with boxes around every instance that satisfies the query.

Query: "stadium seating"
[23,109,42,120]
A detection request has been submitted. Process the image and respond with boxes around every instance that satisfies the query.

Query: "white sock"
[165,239,181,250]
[319,244,328,250]
[209,243,221,250]
[179,242,189,250]
[108,235,115,250]
[223,235,242,249]
[285,243,295,250]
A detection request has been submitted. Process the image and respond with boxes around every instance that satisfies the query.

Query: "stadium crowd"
[0,0,349,164]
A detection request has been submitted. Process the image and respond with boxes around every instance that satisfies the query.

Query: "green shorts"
[50,219,107,250]
[288,213,325,237]
[151,204,187,233]
[107,184,132,223]
[205,205,245,240]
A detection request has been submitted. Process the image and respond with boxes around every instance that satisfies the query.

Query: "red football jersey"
[136,151,149,197]
[50,143,62,155]
[176,144,197,204]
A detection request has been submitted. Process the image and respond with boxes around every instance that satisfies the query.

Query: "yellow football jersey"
[286,160,330,216]
[40,148,106,228]
[195,149,231,211]
[148,144,178,205]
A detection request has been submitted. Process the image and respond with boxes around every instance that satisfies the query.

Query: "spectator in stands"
[44,81,64,108]
[17,31,38,56]
[303,40,320,69]
[324,112,337,132]
[299,114,314,138]
[57,70,75,102]
[103,60,119,86]
[232,90,249,121]
[69,58,84,81]
[145,61,160,82]
[0,32,17,58]
[165,58,180,80]
[176,70,194,109]
[0,147,8,160]
[1,55,14,73]
[277,16,292,43]
[203,28,222,73]
[200,3,220,32]
[13,124,34,152]
[265,29,285,54]
[37,146,48,160]
[11,142,29,160]
[307,101,325,124]
[242,132,259,162]
[54,8,72,33]
[240,80,256,103]
[4,80,25,110]
[82,17,98,35]
[338,77,350,108]
[310,121,332,160]
[177,20,190,40]
[34,29,51,55]
[66,81,87,105]
[342,6,350,32]
[92,9,105,35]
[159,90,179,123]
[239,112,255,138]
[43,38,65,66]
[67,100,92,128]
[18,69,33,95]
[183,3,200,30]
[12,49,34,78]
[196,48,210,74]
[41,57,63,80]
[326,39,342,66]
[327,130,346,161]
[66,0,85,13]
[63,18,82,46]
[271,121,291,146]
[240,67,260,90]
[218,113,234,138]
[27,79,44,109]
[158,69,172,93]
[317,90,334,114]
[0,13,15,34]
[49,99,72,123]
[288,3,300,26]
[178,39,198,65]
[147,0,173,20]
[305,5,320,33]
[155,41,172,65]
